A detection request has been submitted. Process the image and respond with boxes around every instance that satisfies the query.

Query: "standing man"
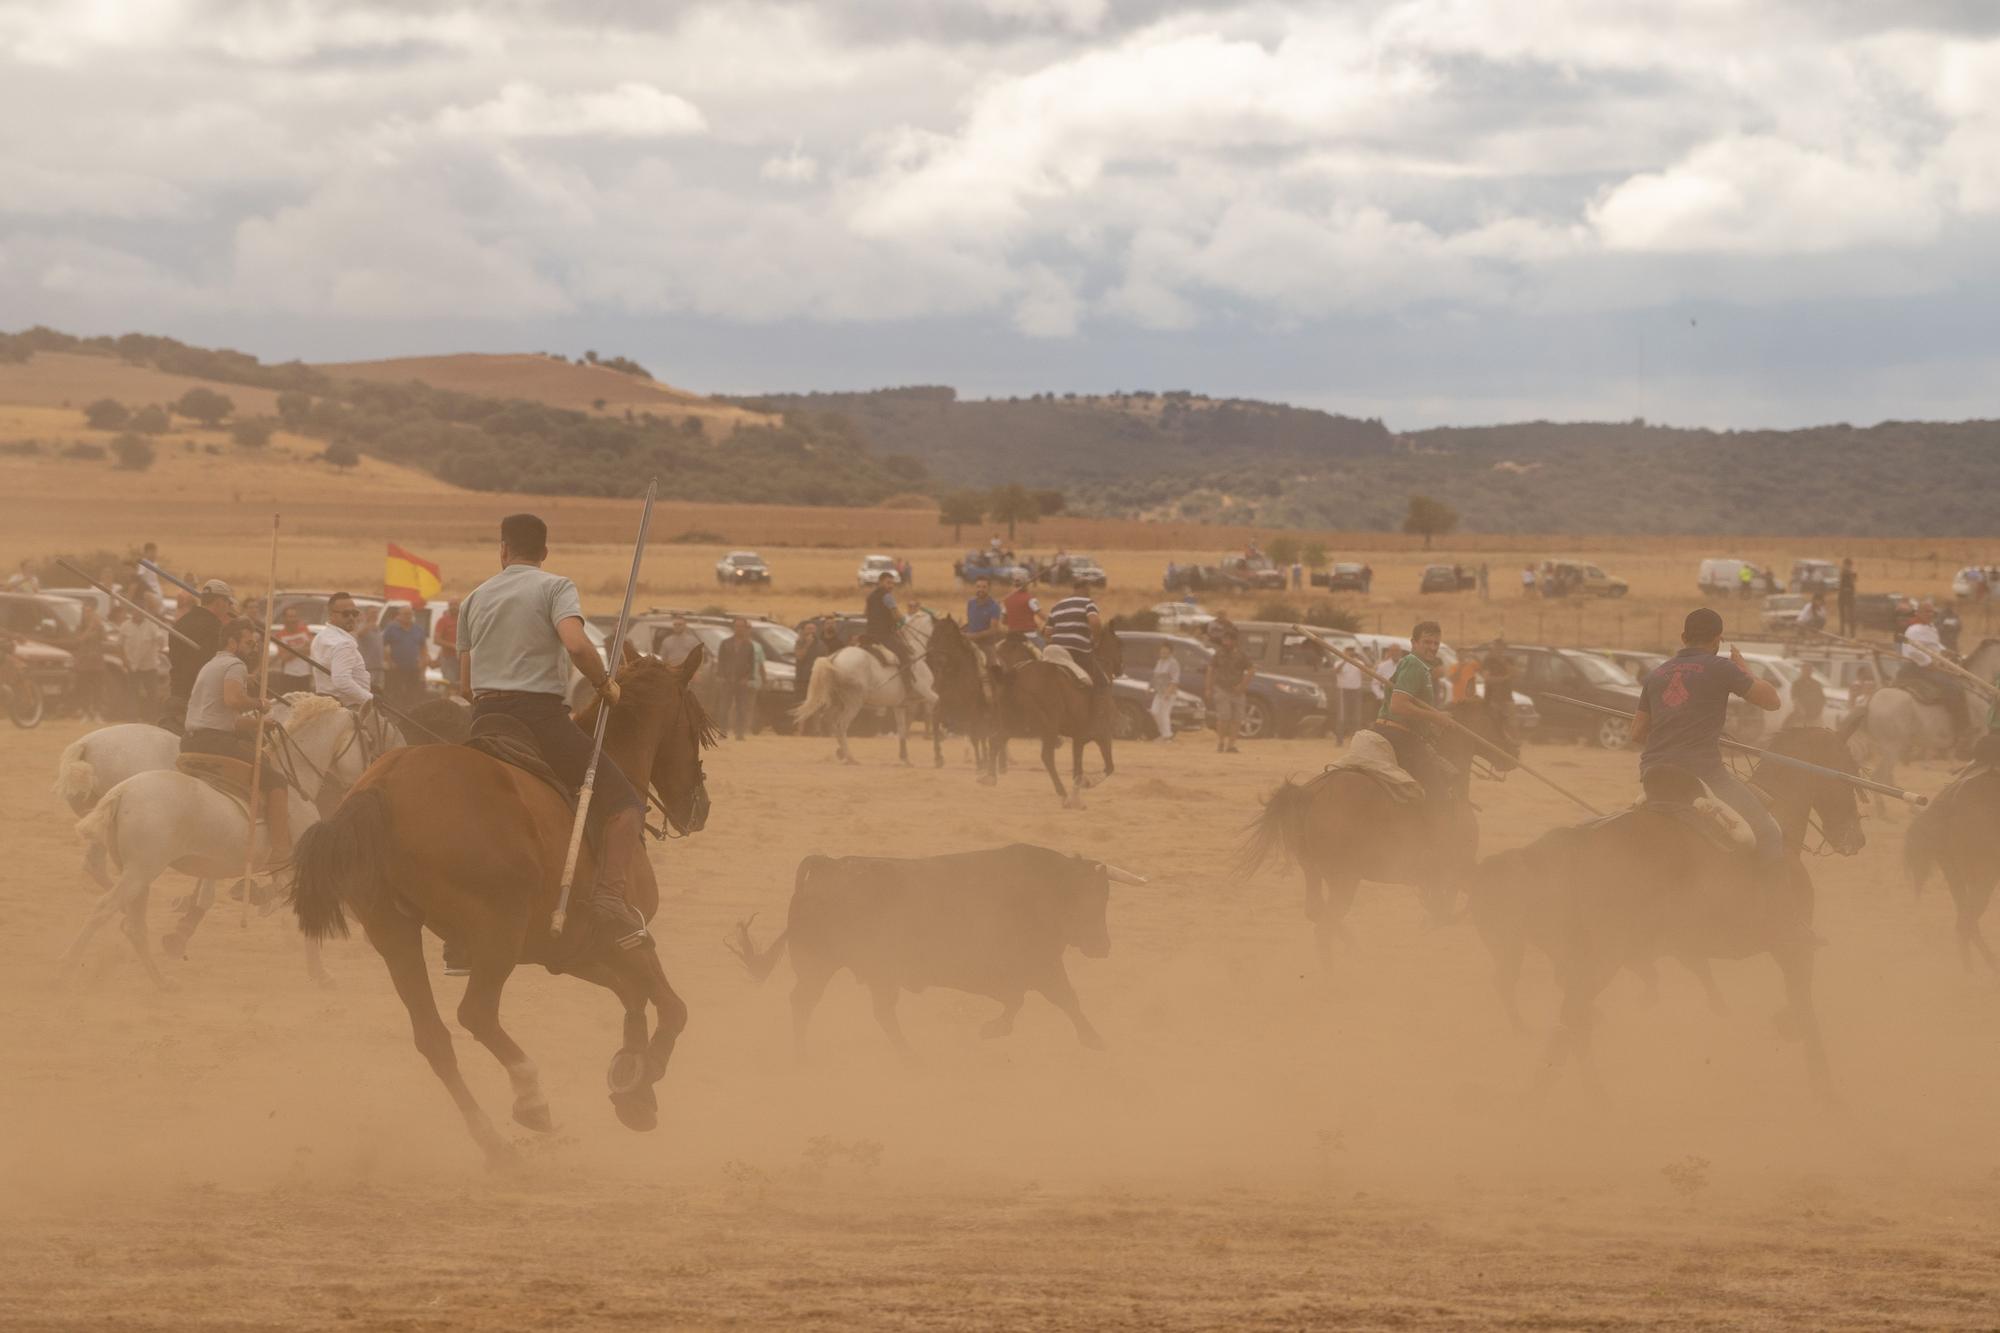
[1840,548,1856,632]
[381,603,430,705]
[356,605,386,694]
[1333,646,1365,744]
[273,603,317,696]
[1207,629,1254,754]
[1045,574,1107,689]
[1478,562,1490,601]
[311,591,374,707]
[457,512,653,951]
[1149,642,1180,741]
[65,601,108,720]
[120,592,168,722]
[180,616,290,864]
[1630,608,1785,862]
[433,598,461,685]
[656,615,704,669]
[716,617,758,740]
[865,571,912,683]
[1521,563,1536,597]
[1291,559,1304,591]
[163,579,234,733]
[135,542,163,604]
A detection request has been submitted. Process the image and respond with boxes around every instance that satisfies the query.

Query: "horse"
[924,615,1002,784]
[64,695,371,987]
[996,626,1124,809]
[289,647,714,1166]
[1905,746,2000,970]
[1841,686,1954,817]
[1236,701,1520,962]
[791,611,943,767]
[54,723,181,890]
[1467,727,1866,1105]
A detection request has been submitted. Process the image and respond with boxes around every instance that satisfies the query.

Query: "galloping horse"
[998,626,1123,808]
[1841,685,1955,817]
[1237,701,1519,962]
[924,616,1001,784]
[1905,743,2000,970]
[290,647,714,1165]
[1469,727,1866,1105]
[792,611,942,767]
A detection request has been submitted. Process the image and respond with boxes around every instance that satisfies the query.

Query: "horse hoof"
[512,1100,555,1134]
[607,1049,648,1095]
[611,1087,658,1132]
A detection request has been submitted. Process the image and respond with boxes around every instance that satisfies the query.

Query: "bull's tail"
[289,786,392,942]
[727,854,831,982]
[790,657,841,727]
[1234,779,1316,879]
[74,783,124,873]
[54,739,98,812]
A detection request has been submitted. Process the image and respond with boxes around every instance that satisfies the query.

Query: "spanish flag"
[384,542,442,606]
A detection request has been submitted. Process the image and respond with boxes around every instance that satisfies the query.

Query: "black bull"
[728,844,1148,1054]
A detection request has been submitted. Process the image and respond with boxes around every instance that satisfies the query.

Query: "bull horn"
[1102,864,1149,885]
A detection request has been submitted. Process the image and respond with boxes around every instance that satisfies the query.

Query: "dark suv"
[1113,629,1327,740]
[1485,643,1641,748]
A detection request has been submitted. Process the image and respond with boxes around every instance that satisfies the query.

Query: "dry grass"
[0,352,282,417]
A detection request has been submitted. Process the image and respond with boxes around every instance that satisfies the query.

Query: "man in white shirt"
[1900,601,1970,744]
[1334,652,1365,743]
[135,542,163,602]
[119,593,169,720]
[311,591,374,707]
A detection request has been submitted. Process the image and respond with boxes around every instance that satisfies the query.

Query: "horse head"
[1094,624,1125,678]
[589,643,717,835]
[1757,727,1866,856]
[1447,698,1519,772]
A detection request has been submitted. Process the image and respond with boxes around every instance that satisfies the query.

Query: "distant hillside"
[727,387,2000,536]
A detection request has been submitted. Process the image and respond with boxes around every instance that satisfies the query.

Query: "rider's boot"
[587,806,654,952]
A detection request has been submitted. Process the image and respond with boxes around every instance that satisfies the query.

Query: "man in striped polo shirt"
[1046,574,1109,691]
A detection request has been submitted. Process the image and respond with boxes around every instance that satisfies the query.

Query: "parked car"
[1148,602,1215,632]
[1487,643,1644,748]
[1853,591,1914,634]
[1543,560,1628,598]
[714,551,772,586]
[1790,559,1841,594]
[618,611,798,733]
[1164,564,1251,594]
[1113,629,1326,740]
[1419,564,1472,594]
[1048,554,1107,589]
[856,554,901,587]
[1108,678,1206,741]
[1312,562,1372,593]
[1216,554,1287,590]
[1737,651,1850,733]
[957,551,1030,584]
[2,633,74,718]
[1697,558,1778,597]
[1761,593,1812,633]
[0,590,86,642]
[1596,648,1667,684]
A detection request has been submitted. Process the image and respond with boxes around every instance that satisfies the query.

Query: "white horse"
[64,697,378,986]
[792,611,944,766]
[1845,686,1955,817]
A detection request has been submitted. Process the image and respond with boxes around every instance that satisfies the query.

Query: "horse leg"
[1042,735,1074,807]
[371,917,515,1167]
[567,959,658,1128]
[895,706,912,766]
[161,879,215,961]
[62,861,157,975]
[1772,944,1838,1106]
[624,943,690,1085]
[932,706,945,769]
[1033,963,1105,1050]
[453,949,550,1135]
[1071,735,1089,792]
[981,990,1024,1039]
[789,955,837,1061]
[82,840,113,893]
[835,703,859,766]
[115,877,171,990]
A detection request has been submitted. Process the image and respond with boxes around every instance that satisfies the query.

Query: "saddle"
[175,754,254,818]
[1037,644,1094,687]
[1317,728,1423,803]
[465,714,572,807]
[854,637,898,670]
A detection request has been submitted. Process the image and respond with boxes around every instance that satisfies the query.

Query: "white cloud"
[435,81,707,140]
[760,149,820,184]
[1012,264,1080,336]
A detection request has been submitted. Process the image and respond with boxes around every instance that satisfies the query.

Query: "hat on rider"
[198,578,235,601]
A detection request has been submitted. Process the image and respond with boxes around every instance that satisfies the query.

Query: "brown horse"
[924,615,1002,785]
[1237,701,1520,962]
[289,646,715,1166]
[1905,749,2000,970]
[998,627,1124,808]
[1468,726,1866,1105]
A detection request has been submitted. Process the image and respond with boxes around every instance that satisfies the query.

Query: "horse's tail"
[74,782,124,870]
[1235,779,1316,879]
[726,855,821,983]
[790,657,840,725]
[54,738,98,812]
[289,786,392,941]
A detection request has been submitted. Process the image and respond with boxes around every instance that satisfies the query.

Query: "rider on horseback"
[999,574,1041,662]
[1369,620,1459,808]
[865,571,914,686]
[457,513,654,952]
[1631,608,1785,863]
[1899,601,1973,751]
[179,616,291,863]
[1045,575,1110,692]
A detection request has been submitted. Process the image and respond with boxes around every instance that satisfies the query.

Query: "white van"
[1697,558,1776,598]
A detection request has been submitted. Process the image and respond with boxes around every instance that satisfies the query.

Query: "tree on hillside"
[83,398,129,430]
[1402,494,1459,549]
[173,387,234,427]
[1032,488,1067,516]
[987,483,1040,540]
[130,404,170,434]
[276,389,313,428]
[1302,540,1329,570]
[231,417,275,449]
[938,490,986,541]
[110,433,155,470]
[322,441,360,469]
[1266,535,1300,567]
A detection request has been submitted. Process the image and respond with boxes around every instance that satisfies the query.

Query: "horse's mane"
[281,692,344,733]
[618,654,720,748]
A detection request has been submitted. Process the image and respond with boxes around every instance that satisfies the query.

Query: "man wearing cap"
[457,513,655,953]
[162,578,235,733]
[1631,608,1785,862]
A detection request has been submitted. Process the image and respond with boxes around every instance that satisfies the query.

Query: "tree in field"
[1266,535,1300,567]
[130,404,170,434]
[83,398,129,430]
[938,490,986,541]
[231,417,275,449]
[173,387,235,427]
[1302,540,1329,570]
[275,389,313,428]
[1402,494,1459,549]
[1032,488,1067,517]
[109,433,155,471]
[322,441,360,469]
[987,484,1040,541]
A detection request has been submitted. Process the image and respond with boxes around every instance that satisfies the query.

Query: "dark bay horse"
[924,615,1002,785]
[999,627,1123,808]
[1469,726,1866,1105]
[290,646,715,1166]
[1905,748,2000,970]
[1237,701,1520,962]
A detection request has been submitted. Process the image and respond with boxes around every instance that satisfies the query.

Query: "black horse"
[925,616,1003,785]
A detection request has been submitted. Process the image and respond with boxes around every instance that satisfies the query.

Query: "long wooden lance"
[1288,623,1605,816]
[242,516,282,924]
[1537,692,1930,806]
[53,559,200,649]
[1806,625,2000,704]
[551,478,658,937]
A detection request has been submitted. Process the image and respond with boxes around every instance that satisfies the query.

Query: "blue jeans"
[1695,763,1786,862]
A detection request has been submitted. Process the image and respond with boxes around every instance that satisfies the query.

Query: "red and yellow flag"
[384,542,442,606]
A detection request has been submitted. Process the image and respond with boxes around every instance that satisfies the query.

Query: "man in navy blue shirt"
[1632,608,1784,860]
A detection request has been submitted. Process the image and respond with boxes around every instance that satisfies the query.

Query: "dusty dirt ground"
[4,705,1999,1330]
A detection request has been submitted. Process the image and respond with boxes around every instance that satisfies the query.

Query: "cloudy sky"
[4,1,1999,429]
